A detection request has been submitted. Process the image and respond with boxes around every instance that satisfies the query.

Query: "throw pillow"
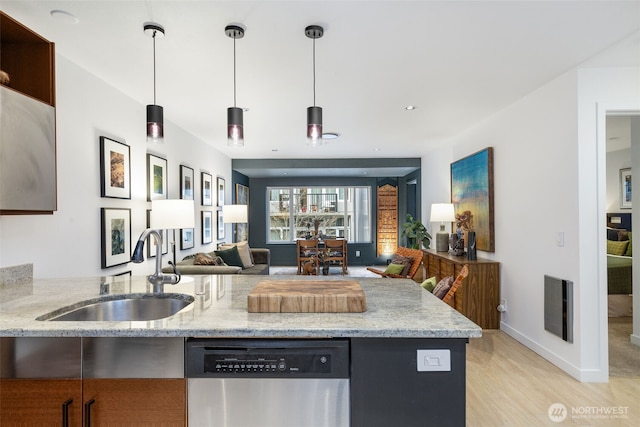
[607,240,629,256]
[383,263,405,275]
[421,276,437,292]
[391,254,413,277]
[219,241,254,268]
[432,276,454,299]
[625,232,633,257]
[214,246,244,267]
[193,253,216,265]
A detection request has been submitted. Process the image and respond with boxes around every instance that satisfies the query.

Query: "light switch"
[417,349,450,372]
[556,232,564,247]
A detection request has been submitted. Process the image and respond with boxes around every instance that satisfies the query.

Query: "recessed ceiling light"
[50,10,79,24]
[405,105,417,110]
[374,148,381,152]
[322,132,340,140]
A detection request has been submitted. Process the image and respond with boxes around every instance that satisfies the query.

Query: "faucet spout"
[131,228,181,292]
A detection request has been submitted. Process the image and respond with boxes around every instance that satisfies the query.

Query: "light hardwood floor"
[466,331,640,426]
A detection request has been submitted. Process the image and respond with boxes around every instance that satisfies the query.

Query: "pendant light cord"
[152,30,157,105]
[233,36,237,108]
[312,37,316,107]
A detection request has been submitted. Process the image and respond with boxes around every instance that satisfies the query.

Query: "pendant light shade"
[226,24,245,147]
[144,22,165,144]
[305,25,325,147]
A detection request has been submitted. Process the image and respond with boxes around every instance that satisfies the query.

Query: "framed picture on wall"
[201,172,213,206]
[100,207,131,268]
[450,147,495,252]
[181,227,195,250]
[217,177,225,207]
[100,136,130,199]
[217,210,225,240]
[235,183,249,242]
[620,168,632,209]
[180,165,195,200]
[202,211,213,244]
[147,154,168,200]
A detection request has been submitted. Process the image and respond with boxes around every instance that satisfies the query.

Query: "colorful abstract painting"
[450,147,494,252]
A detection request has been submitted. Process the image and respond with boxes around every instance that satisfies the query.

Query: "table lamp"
[222,204,248,242]
[430,203,455,252]
[151,199,195,265]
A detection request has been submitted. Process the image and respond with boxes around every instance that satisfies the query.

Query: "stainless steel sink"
[37,293,194,321]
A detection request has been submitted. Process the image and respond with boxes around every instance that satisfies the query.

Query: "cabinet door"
[0,378,82,425]
[83,378,186,425]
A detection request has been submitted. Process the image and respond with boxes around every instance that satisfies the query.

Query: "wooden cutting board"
[247,280,367,313]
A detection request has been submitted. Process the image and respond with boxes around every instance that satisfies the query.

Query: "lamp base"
[435,232,449,252]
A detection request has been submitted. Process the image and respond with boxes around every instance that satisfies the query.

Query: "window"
[267,186,371,243]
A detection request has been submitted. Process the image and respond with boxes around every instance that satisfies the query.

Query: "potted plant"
[401,214,432,249]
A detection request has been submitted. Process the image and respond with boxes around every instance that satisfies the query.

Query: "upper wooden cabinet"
[0,12,57,214]
[0,11,55,106]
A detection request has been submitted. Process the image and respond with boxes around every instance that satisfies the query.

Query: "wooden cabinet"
[0,11,57,214]
[0,379,82,425]
[423,249,500,329]
[83,379,186,425]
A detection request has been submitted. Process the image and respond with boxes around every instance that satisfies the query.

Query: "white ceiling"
[3,1,640,173]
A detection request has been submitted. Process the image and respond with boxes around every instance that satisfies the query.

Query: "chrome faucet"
[131,228,181,292]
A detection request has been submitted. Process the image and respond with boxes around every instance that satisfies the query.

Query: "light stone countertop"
[0,275,482,339]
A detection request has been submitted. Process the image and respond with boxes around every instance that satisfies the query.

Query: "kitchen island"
[1,274,481,426]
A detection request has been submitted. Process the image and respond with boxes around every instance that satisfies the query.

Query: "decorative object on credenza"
[467,231,477,260]
[620,167,632,209]
[99,136,130,199]
[201,172,213,206]
[225,24,246,146]
[147,153,167,201]
[401,214,432,250]
[449,231,465,256]
[100,208,131,268]
[451,147,494,251]
[144,22,165,144]
[430,203,455,252]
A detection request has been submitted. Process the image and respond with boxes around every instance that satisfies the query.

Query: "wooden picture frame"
[202,211,213,244]
[450,147,495,252]
[201,172,213,206]
[180,165,194,200]
[147,154,168,200]
[217,177,225,207]
[100,208,131,268]
[100,136,130,199]
[146,209,169,257]
[217,210,225,240]
[620,168,632,209]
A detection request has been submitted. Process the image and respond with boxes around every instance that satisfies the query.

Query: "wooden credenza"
[422,249,500,329]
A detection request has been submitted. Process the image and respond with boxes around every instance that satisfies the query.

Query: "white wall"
[0,54,232,279]
[421,64,640,382]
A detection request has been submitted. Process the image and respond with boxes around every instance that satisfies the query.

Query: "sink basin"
[37,293,194,322]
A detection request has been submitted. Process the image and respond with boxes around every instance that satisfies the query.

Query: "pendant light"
[305,25,325,147]
[144,22,165,144]
[226,25,245,147]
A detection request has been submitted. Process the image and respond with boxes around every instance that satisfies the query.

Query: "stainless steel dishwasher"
[186,338,350,427]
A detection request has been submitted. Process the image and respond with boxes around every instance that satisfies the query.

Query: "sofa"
[162,247,270,275]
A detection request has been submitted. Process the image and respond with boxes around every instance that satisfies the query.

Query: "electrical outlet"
[416,349,450,372]
[355,250,361,257]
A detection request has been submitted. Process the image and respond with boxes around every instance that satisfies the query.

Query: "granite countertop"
[0,275,482,339]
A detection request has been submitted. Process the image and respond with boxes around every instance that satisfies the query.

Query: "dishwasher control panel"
[186,338,349,378]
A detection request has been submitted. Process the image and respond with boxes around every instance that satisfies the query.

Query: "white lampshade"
[430,203,455,223]
[222,204,248,223]
[151,199,195,229]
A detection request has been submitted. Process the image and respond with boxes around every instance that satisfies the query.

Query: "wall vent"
[544,275,573,343]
